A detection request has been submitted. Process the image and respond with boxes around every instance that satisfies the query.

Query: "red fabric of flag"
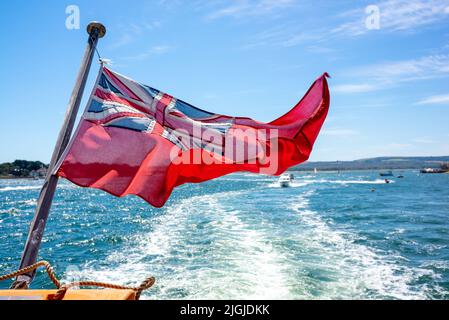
[56,67,330,207]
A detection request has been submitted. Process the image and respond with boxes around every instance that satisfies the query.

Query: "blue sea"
[1,171,448,299]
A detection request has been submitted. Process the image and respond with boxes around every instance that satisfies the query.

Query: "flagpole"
[11,22,106,289]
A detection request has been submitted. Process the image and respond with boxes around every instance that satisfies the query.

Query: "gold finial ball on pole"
[87,22,106,38]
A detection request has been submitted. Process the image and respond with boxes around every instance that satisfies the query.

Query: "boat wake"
[0,186,41,192]
[64,189,294,299]
[60,181,444,300]
[268,181,313,188]
[268,178,391,188]
[317,179,394,185]
[287,191,437,299]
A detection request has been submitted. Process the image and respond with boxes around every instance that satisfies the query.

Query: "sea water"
[0,171,448,299]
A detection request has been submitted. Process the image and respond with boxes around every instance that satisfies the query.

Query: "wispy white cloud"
[205,0,296,20]
[124,45,172,61]
[336,54,449,93]
[246,0,449,48]
[109,21,162,49]
[281,33,322,47]
[321,128,359,137]
[244,24,320,48]
[335,102,391,109]
[416,93,449,105]
[352,54,449,83]
[305,45,336,54]
[332,0,449,37]
[413,137,436,144]
[111,33,134,49]
[332,83,381,94]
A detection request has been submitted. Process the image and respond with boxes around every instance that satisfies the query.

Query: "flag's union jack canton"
[56,67,330,207]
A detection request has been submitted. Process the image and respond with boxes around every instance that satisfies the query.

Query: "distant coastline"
[0,157,448,179]
[0,160,48,179]
[0,176,40,180]
[291,156,449,172]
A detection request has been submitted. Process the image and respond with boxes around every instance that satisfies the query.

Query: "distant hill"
[292,156,449,171]
[1,157,448,177]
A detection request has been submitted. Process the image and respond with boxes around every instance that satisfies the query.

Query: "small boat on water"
[420,168,447,174]
[379,171,394,177]
[278,173,293,187]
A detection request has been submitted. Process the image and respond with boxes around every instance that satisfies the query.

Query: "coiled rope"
[0,260,155,300]
[0,261,61,288]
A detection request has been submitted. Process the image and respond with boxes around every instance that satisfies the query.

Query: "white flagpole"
[11,22,106,289]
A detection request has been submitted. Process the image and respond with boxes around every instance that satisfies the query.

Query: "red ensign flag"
[56,67,330,207]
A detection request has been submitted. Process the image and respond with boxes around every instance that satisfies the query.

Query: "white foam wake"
[268,181,314,188]
[0,185,41,192]
[267,178,392,189]
[321,179,394,185]
[64,190,294,299]
[288,191,433,299]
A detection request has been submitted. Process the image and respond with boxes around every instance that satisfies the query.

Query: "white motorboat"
[278,173,293,187]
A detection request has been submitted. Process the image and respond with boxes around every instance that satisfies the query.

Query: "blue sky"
[0,0,448,162]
